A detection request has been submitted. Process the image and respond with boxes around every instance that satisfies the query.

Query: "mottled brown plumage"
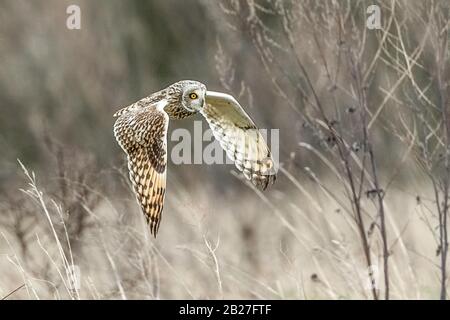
[113,80,276,237]
[114,102,168,236]
[201,93,276,190]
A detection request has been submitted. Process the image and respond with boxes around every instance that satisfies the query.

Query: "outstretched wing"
[201,91,276,190]
[113,101,169,237]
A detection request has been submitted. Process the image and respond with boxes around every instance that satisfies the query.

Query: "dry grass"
[0,156,443,299]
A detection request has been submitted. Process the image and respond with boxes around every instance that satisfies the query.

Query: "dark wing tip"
[146,212,161,238]
[252,173,277,191]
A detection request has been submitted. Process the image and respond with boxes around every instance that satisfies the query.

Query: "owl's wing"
[201,91,276,190]
[113,102,169,237]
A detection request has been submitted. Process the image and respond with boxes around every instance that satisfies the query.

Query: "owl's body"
[114,80,276,237]
[114,80,200,120]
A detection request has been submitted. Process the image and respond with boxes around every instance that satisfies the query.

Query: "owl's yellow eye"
[189,93,198,99]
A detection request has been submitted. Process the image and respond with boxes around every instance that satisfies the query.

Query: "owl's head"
[176,80,206,112]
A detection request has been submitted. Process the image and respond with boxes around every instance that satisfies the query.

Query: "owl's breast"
[164,103,197,120]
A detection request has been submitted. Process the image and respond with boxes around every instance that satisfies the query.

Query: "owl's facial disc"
[181,85,206,112]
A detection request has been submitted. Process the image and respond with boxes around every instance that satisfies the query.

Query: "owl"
[113,80,276,237]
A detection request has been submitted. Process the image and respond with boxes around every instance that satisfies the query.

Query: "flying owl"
[113,80,276,237]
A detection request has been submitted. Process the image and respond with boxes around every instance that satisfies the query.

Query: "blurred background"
[0,0,449,299]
